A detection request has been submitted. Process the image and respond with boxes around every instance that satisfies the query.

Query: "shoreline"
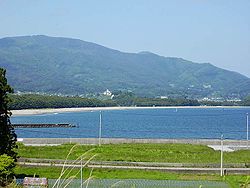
[11,105,246,116]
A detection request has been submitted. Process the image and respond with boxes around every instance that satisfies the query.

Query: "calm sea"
[11,107,250,140]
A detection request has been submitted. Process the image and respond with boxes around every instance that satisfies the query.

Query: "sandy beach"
[11,106,243,116]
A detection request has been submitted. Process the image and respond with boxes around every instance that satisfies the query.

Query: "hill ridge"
[0,35,249,99]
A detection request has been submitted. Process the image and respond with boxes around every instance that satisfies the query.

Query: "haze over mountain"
[0,35,249,99]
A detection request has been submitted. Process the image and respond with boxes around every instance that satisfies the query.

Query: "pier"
[13,123,75,128]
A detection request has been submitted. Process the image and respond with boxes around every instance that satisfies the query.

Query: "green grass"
[17,143,250,164]
[14,166,249,188]
[15,143,250,187]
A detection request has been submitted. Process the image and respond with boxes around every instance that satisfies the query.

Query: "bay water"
[11,107,250,140]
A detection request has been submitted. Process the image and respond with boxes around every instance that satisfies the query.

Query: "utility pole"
[247,113,249,149]
[80,155,83,188]
[220,134,224,176]
[99,111,102,146]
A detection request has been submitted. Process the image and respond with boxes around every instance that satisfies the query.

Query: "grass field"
[14,166,249,188]
[15,143,250,187]
[17,143,250,164]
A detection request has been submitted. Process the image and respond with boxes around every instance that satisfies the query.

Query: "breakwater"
[17,138,249,146]
[13,123,75,128]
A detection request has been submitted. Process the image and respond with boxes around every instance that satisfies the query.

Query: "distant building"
[23,177,48,187]
[203,84,212,89]
[103,89,112,96]
[226,98,242,102]
[160,96,168,99]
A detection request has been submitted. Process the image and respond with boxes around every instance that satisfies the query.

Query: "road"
[18,162,250,174]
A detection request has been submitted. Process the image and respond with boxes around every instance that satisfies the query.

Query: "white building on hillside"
[103,89,112,96]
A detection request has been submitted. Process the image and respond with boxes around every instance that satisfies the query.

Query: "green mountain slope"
[0,35,249,98]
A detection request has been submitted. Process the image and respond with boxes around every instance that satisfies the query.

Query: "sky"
[0,0,250,77]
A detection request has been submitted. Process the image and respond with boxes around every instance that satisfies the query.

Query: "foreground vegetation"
[17,143,250,164]
[14,166,249,188]
[14,143,250,187]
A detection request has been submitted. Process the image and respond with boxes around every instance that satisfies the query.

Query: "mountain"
[0,35,249,98]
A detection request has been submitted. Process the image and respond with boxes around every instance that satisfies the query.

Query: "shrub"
[0,154,15,186]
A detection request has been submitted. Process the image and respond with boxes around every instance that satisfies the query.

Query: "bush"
[0,154,15,186]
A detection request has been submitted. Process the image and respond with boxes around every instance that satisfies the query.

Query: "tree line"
[8,92,250,110]
[8,94,116,110]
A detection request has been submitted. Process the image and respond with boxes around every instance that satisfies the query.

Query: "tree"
[0,154,15,186]
[0,68,17,160]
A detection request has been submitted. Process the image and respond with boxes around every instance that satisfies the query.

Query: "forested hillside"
[1,35,250,98]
